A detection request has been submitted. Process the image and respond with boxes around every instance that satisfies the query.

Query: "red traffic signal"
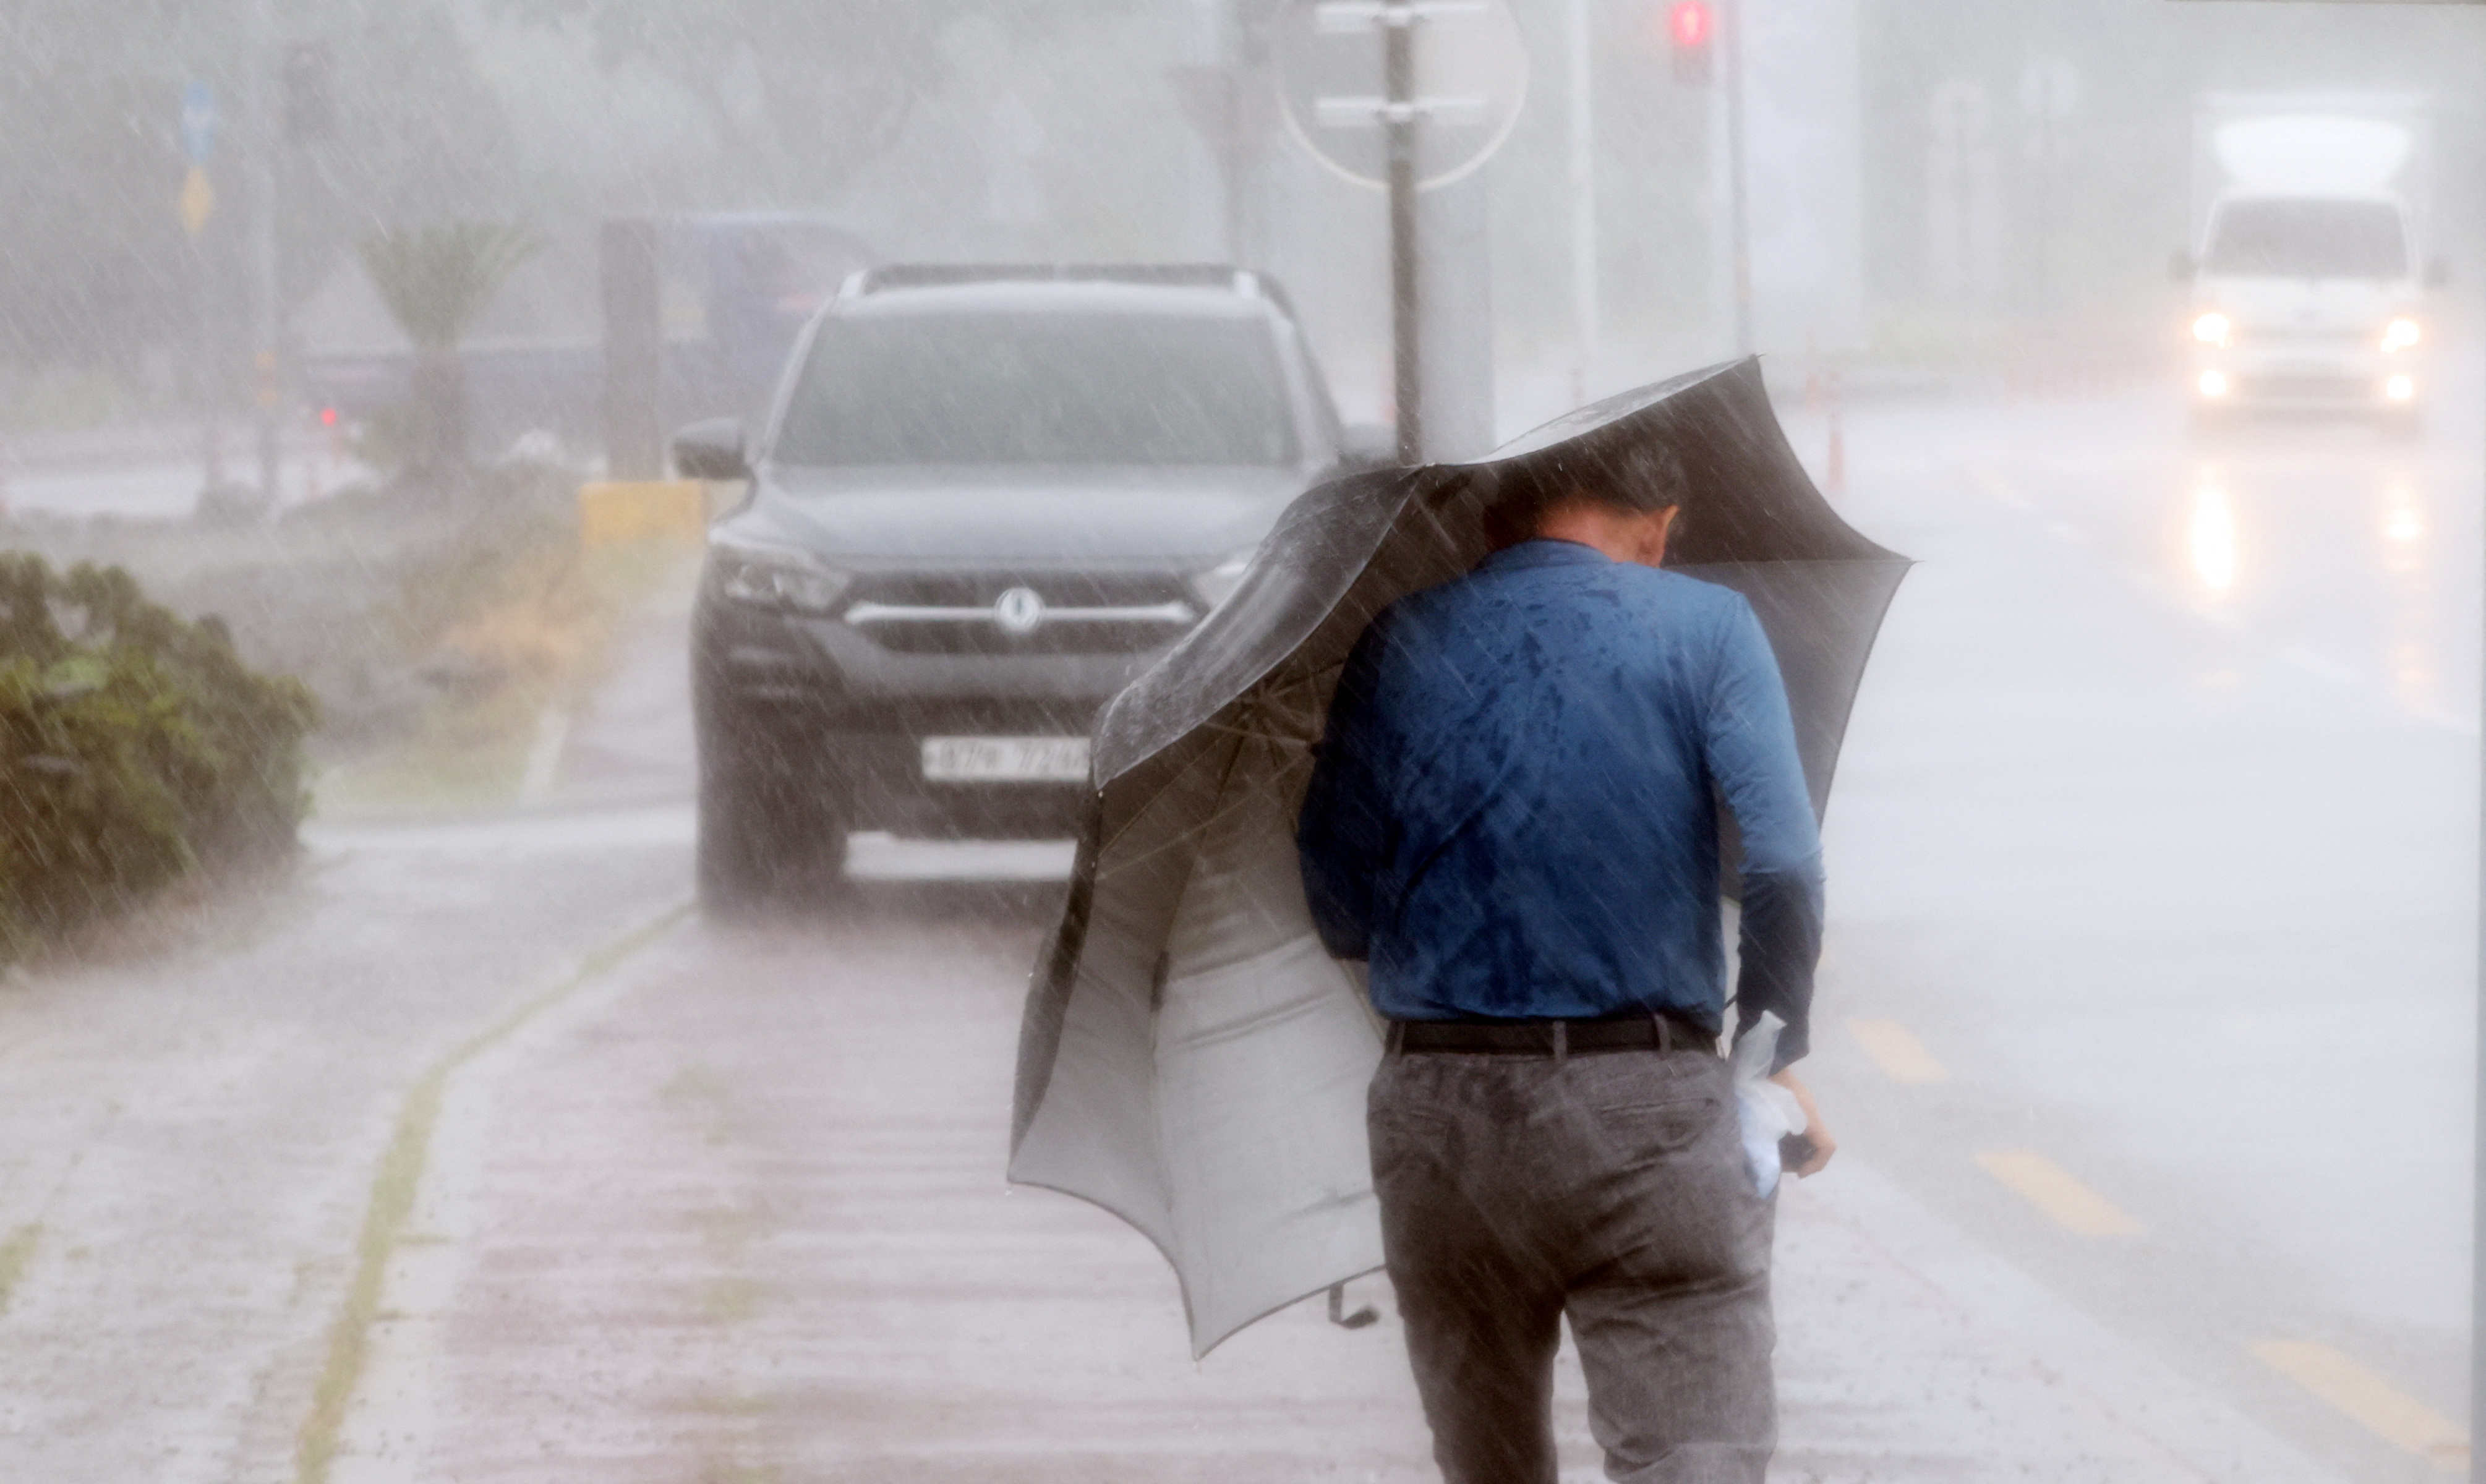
[1664,1,1714,84]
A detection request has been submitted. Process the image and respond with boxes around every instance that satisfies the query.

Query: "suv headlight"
[709,540,851,616]
[1190,550,1256,610]
[2381,317,2421,353]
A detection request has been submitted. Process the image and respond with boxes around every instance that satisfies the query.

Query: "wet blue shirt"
[1296,539,1824,1064]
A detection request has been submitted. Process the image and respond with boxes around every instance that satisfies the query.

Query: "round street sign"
[1272,0,1529,193]
[181,80,217,166]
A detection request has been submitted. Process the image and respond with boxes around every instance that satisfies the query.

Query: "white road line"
[517,704,571,804]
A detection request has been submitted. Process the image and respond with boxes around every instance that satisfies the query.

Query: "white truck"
[2179,94,2443,431]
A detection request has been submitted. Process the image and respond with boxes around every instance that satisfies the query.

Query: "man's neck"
[1533,503,1675,568]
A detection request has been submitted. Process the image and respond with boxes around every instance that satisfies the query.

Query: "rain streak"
[0,3,2480,1482]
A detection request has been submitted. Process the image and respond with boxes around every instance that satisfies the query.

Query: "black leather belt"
[1393,1013,1719,1057]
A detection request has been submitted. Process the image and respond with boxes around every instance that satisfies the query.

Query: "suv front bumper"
[693,592,1175,837]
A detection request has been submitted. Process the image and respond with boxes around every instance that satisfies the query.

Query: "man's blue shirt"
[1296,539,1826,1063]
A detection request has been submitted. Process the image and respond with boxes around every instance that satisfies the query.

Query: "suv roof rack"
[844,263,1294,317]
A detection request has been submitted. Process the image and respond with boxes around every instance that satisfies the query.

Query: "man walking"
[1297,443,1830,1484]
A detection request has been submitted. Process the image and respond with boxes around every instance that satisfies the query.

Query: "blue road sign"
[181,80,216,165]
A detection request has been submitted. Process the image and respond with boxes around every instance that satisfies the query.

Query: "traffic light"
[283,42,335,142]
[1665,1,1714,86]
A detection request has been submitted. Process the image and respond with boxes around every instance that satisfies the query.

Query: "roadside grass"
[4,463,702,829]
[15,851,299,977]
[0,1223,40,1316]
[317,527,692,817]
[294,1062,445,1484]
[291,903,690,1484]
[0,367,154,433]
[700,1276,765,1324]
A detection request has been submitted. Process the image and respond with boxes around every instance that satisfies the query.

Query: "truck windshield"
[775,312,1299,467]
[2204,198,2407,279]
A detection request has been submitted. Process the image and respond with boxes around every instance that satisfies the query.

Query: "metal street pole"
[247,0,281,505]
[178,80,221,495]
[2457,191,2486,1457]
[1565,0,1599,407]
[1385,5,1424,463]
[1721,0,1753,358]
[192,235,220,491]
[1297,0,1517,463]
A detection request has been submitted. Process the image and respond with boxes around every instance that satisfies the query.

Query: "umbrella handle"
[1326,1282,1379,1329]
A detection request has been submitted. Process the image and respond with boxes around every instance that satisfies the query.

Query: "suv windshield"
[2204,197,2407,278]
[774,311,1298,467]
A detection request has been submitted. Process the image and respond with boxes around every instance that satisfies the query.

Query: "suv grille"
[843,571,1200,655]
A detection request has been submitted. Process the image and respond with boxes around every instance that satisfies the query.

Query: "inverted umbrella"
[1008,357,1910,1356]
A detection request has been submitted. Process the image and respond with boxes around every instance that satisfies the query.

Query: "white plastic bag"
[1732,1012,1807,1198]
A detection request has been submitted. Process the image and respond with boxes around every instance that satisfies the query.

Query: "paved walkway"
[330,905,2348,1483]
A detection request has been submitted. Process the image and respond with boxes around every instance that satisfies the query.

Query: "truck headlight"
[709,540,851,616]
[2381,317,2421,353]
[1189,550,1256,610]
[2191,312,2231,348]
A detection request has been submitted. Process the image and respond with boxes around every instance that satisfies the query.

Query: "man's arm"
[1704,600,1826,1070]
[1296,615,1396,961]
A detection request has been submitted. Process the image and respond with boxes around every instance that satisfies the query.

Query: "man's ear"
[1643,505,1683,566]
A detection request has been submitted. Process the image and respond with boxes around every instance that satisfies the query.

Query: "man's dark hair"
[1482,439,1692,548]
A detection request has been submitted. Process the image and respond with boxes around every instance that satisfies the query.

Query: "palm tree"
[357,221,539,483]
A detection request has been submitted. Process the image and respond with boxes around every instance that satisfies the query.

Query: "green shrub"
[0,554,318,958]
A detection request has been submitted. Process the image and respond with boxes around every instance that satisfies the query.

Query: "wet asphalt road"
[0,379,2478,1481]
[1797,378,2480,1478]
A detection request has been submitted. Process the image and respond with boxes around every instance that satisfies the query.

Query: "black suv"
[679,265,1370,908]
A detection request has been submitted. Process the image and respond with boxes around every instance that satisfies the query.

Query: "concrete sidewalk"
[330,909,2346,1483]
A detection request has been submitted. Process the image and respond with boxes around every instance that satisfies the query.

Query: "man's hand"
[1767,1068,1835,1177]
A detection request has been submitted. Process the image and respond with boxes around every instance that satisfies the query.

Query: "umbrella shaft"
[1386,18,1422,464]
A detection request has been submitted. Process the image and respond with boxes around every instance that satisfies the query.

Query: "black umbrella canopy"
[1091,356,1907,819]
[1487,356,1892,566]
[1011,357,1910,1355]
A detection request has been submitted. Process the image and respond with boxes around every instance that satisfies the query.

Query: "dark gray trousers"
[1369,1042,1775,1484]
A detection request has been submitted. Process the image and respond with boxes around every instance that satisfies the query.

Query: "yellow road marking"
[1846,1018,1949,1084]
[2252,1339,2467,1467]
[1974,1149,2142,1236]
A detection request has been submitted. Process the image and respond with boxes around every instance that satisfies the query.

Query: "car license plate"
[921,736,1090,783]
